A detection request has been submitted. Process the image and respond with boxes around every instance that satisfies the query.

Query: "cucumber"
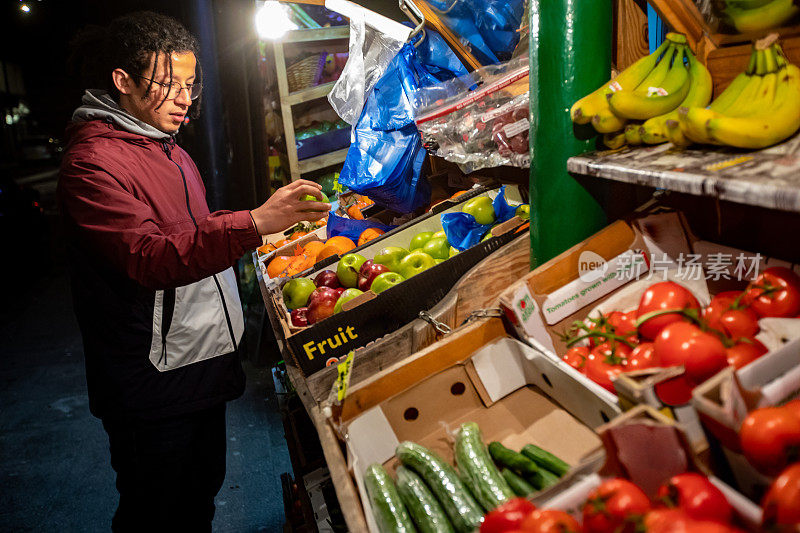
[501,468,536,497]
[488,442,541,476]
[520,444,570,477]
[396,466,455,533]
[526,468,560,490]
[454,422,515,512]
[396,442,483,533]
[364,464,417,533]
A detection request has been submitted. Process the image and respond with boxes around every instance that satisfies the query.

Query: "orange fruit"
[303,240,325,259]
[450,190,469,200]
[357,227,385,247]
[257,243,276,254]
[317,236,356,261]
[286,253,315,276]
[315,218,327,227]
[347,204,364,220]
[289,231,308,241]
[273,238,290,249]
[266,255,293,278]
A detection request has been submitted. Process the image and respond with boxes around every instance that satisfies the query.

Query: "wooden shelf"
[297,147,349,175]
[283,26,349,43]
[567,135,800,213]
[282,81,336,106]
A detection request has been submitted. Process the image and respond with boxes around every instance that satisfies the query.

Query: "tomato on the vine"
[562,346,590,373]
[637,282,700,340]
[609,310,639,337]
[519,509,581,533]
[744,267,800,318]
[627,342,659,371]
[640,509,692,533]
[740,404,800,476]
[582,478,650,533]
[703,291,742,331]
[654,322,728,386]
[480,498,537,533]
[718,307,760,339]
[725,338,767,369]
[585,342,631,392]
[655,472,732,524]
[762,462,800,531]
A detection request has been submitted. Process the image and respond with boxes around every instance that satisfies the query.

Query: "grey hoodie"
[72,89,172,141]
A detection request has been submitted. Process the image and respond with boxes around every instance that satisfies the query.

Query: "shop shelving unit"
[273,26,349,182]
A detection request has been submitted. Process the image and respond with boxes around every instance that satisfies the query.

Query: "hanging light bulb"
[20,3,31,13]
[255,1,298,40]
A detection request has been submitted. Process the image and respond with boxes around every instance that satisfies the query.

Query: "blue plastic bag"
[326,212,396,243]
[427,0,524,64]
[338,33,466,214]
[441,187,518,250]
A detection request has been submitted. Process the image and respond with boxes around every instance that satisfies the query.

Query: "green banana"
[570,40,671,124]
[608,47,691,120]
[707,63,800,148]
[725,0,774,9]
[633,44,677,93]
[725,0,800,33]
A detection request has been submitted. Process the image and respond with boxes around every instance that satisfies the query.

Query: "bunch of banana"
[723,0,799,34]
[674,35,800,149]
[570,33,699,149]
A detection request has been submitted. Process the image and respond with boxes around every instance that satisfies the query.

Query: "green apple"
[333,288,363,314]
[282,278,317,310]
[515,204,530,220]
[432,230,446,240]
[462,196,495,225]
[481,230,494,242]
[373,246,409,272]
[435,259,446,264]
[397,250,437,279]
[422,237,450,260]
[299,191,330,212]
[409,231,434,251]
[449,246,460,257]
[371,272,405,294]
[337,253,367,288]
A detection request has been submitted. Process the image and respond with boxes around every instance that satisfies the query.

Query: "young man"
[58,11,328,532]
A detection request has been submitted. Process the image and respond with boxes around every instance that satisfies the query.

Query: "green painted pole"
[529,0,613,267]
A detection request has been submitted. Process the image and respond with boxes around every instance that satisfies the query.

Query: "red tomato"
[725,338,768,369]
[740,405,800,476]
[654,322,728,386]
[480,498,537,533]
[655,473,732,524]
[627,342,659,371]
[640,509,692,533]
[563,346,590,373]
[703,291,743,332]
[582,478,651,533]
[744,267,800,318]
[609,310,639,337]
[585,343,632,392]
[637,282,700,340]
[762,462,800,531]
[718,307,760,339]
[519,509,582,533]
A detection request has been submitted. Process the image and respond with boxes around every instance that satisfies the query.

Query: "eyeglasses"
[131,74,202,101]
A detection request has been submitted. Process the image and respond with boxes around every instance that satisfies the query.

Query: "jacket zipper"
[161,141,238,353]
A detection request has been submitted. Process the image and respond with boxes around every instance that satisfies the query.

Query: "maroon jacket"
[58,115,262,420]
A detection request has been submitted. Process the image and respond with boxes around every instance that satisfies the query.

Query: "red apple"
[290,307,308,327]
[314,269,341,289]
[358,260,391,291]
[334,287,346,298]
[307,287,339,325]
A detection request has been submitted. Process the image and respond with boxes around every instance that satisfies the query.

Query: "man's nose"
[175,87,192,106]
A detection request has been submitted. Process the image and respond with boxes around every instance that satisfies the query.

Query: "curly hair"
[69,11,202,116]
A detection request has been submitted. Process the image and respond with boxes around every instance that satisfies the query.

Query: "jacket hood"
[71,89,172,141]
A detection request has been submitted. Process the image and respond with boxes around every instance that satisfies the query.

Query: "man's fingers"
[298,201,331,213]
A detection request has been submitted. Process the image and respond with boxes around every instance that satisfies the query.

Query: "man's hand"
[250,180,330,236]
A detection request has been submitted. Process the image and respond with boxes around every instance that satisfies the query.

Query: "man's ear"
[112,69,135,95]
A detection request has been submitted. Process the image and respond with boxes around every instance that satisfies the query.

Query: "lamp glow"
[20,4,31,13]
[255,1,298,40]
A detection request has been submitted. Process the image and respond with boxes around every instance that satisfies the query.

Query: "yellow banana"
[634,45,678,93]
[726,0,774,8]
[725,0,800,33]
[677,106,722,144]
[570,40,671,124]
[640,48,713,144]
[625,122,644,145]
[602,131,627,149]
[708,71,753,114]
[706,64,800,149]
[592,107,627,133]
[665,118,692,146]
[608,47,691,120]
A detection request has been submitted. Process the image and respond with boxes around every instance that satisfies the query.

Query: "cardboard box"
[535,406,762,531]
[255,226,328,285]
[270,186,528,376]
[339,322,620,533]
[499,206,800,450]
[692,344,800,500]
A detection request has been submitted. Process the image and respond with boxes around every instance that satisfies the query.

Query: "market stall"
[253,0,800,531]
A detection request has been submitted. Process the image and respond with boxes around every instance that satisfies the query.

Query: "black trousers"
[102,404,227,533]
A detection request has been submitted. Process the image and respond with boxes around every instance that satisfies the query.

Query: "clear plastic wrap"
[414,57,530,173]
